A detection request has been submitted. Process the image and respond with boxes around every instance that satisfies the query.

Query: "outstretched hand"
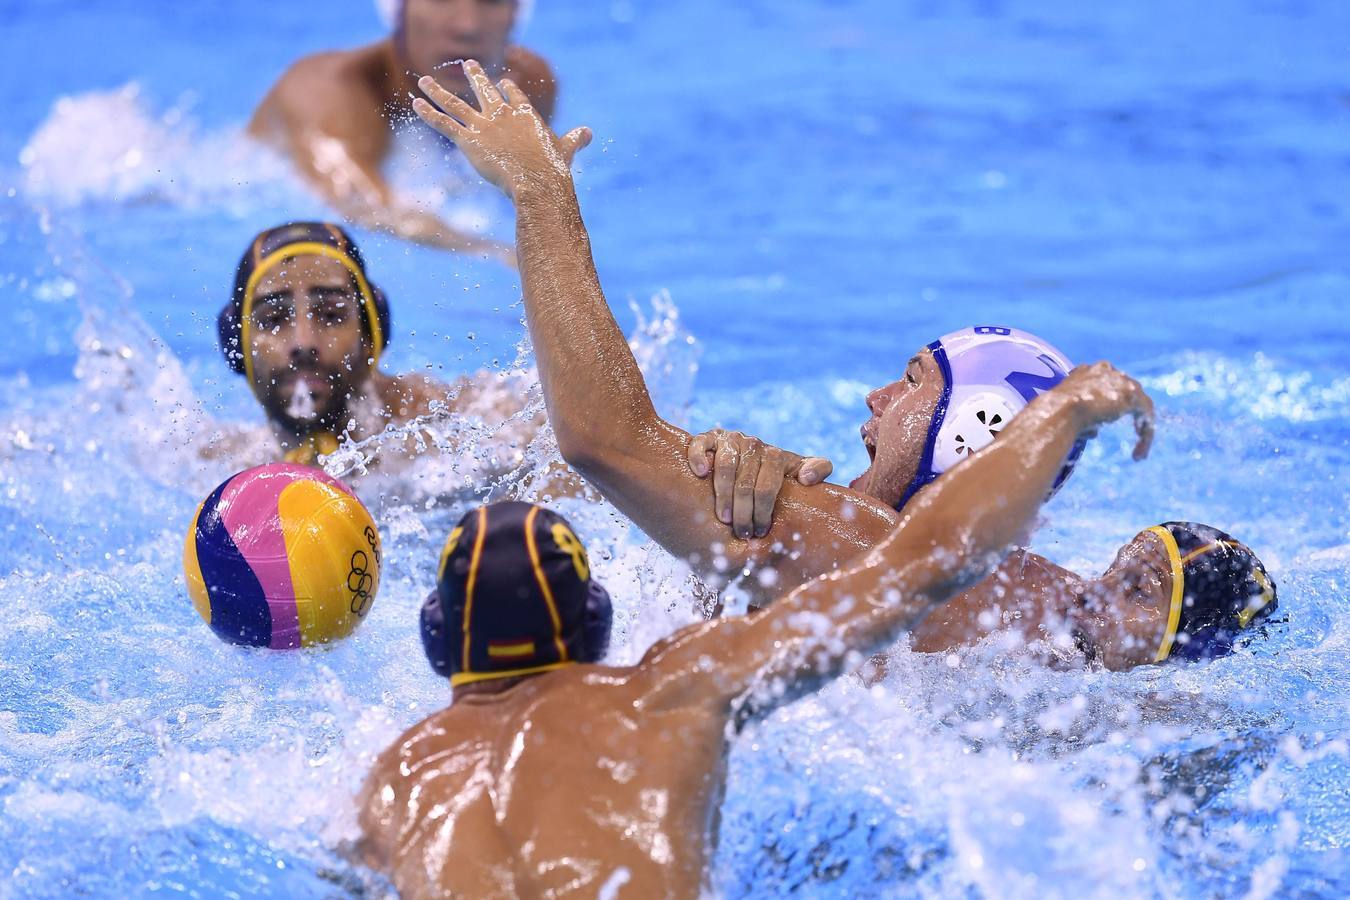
[1059,362,1155,460]
[412,60,592,198]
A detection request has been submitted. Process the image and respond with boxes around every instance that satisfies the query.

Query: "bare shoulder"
[376,371,457,421]
[995,549,1078,584]
[251,42,389,136]
[744,482,901,592]
[625,615,753,711]
[505,44,558,119]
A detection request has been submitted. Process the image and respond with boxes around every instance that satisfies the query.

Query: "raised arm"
[638,363,1154,718]
[412,62,901,600]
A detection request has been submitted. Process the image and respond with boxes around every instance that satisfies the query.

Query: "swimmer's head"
[852,326,1082,510]
[1096,522,1279,663]
[1144,522,1279,662]
[388,0,525,83]
[420,501,613,687]
[218,222,391,437]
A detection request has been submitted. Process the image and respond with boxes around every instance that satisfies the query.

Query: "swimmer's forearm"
[514,176,668,461]
[881,391,1085,589]
[727,392,1093,714]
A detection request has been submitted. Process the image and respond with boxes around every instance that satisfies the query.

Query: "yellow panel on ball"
[182,500,213,626]
[278,477,382,647]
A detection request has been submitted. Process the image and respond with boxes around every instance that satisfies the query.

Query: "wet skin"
[850,350,945,507]
[813,350,1174,668]
[358,352,1154,897]
[247,255,370,437]
[239,250,493,460]
[404,63,1170,673]
[910,532,1175,669]
[688,342,1176,668]
[248,0,554,257]
[359,667,732,898]
[844,355,1174,666]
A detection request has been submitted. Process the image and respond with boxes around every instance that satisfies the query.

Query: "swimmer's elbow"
[554,418,672,499]
[552,421,622,482]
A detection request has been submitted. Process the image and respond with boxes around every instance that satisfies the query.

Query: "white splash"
[285,377,319,423]
[19,83,292,208]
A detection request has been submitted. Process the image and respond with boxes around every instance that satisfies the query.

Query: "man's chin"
[850,466,909,509]
[261,394,346,438]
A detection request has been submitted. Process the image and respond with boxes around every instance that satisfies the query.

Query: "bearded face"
[245,254,374,437]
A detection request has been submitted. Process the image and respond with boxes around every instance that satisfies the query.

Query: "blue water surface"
[1,0,1348,897]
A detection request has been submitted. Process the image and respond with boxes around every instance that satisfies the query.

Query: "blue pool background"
[1,0,1348,896]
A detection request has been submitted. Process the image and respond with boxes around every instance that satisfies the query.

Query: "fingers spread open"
[417,75,478,122]
[412,97,466,138]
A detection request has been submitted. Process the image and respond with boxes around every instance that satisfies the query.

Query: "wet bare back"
[359,665,729,897]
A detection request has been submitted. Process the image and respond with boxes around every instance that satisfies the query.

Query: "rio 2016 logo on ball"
[183,463,382,649]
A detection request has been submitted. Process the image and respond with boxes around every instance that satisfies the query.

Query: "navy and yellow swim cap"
[217,222,391,382]
[1148,522,1278,662]
[420,501,613,686]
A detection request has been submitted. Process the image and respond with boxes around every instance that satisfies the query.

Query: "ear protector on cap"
[420,587,454,677]
[897,325,1085,510]
[583,578,613,663]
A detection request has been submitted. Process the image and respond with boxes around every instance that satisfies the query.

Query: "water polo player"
[249,0,552,261]
[406,65,1281,671]
[693,330,1280,668]
[217,221,538,466]
[360,362,1153,896]
[1076,522,1279,665]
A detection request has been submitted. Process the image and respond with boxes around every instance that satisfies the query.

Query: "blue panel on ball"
[195,477,272,647]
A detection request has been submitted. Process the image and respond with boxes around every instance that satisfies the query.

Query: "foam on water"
[18,85,293,211]
[4,0,1349,895]
[2,214,1347,898]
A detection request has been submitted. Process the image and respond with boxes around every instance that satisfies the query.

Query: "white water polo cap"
[896,326,1086,509]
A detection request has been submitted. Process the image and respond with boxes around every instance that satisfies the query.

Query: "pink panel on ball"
[219,464,313,649]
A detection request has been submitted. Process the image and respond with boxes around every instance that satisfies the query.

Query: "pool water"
[2,0,1349,896]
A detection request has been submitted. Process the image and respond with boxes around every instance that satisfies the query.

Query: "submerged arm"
[640,364,1154,717]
